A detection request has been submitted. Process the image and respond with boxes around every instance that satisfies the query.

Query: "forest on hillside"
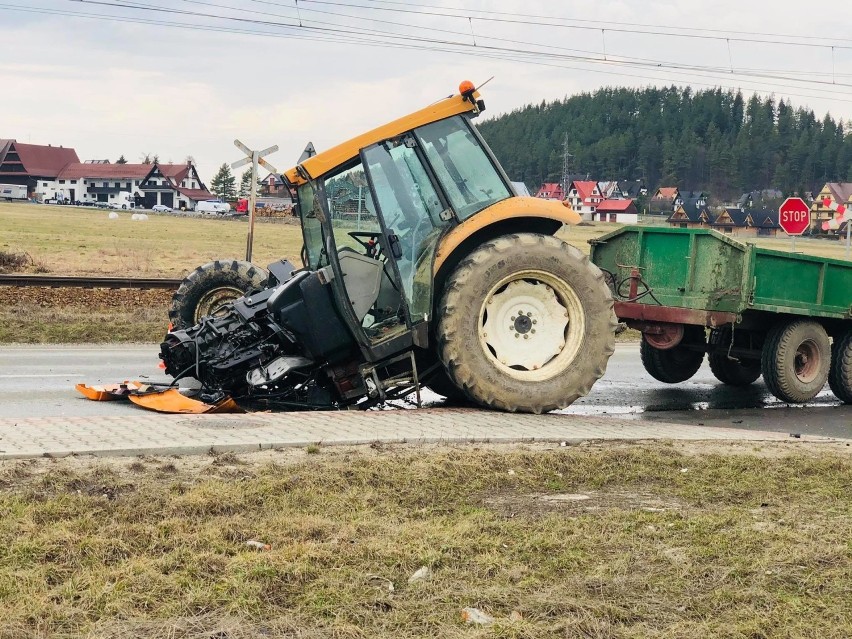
[476,86,852,200]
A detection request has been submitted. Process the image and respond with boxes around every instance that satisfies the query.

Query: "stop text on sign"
[781,209,808,223]
[778,196,810,236]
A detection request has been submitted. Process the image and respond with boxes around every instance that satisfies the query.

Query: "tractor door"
[360,134,454,335]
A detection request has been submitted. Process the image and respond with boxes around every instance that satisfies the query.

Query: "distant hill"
[476,86,852,200]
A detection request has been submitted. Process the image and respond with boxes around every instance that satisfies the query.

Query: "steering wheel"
[348,231,383,258]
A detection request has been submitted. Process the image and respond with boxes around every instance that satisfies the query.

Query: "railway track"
[0,274,182,289]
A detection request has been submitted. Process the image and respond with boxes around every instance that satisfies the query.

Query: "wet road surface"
[0,344,850,439]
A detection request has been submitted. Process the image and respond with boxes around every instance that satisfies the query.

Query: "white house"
[42,161,214,209]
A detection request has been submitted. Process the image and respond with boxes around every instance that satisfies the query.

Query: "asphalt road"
[1,343,850,439]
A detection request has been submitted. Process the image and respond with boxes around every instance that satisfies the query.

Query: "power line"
[4,2,852,105]
[359,0,850,47]
[300,0,852,50]
[67,0,852,95]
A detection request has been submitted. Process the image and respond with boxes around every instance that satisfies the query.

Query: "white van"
[109,191,135,210]
[196,200,231,215]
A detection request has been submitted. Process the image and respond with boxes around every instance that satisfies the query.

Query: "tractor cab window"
[362,135,450,322]
[298,180,326,269]
[415,115,511,220]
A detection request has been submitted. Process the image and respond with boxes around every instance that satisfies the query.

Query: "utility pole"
[231,140,279,262]
[561,134,574,198]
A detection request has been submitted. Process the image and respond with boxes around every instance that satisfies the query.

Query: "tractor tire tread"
[761,320,830,404]
[168,259,267,330]
[828,330,852,404]
[437,233,617,414]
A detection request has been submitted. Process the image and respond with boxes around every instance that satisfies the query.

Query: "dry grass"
[0,202,305,277]
[0,442,850,638]
[0,303,167,343]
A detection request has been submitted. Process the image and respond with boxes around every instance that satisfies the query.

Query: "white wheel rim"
[478,269,586,382]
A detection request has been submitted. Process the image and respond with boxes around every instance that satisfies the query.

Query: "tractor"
[159,81,617,414]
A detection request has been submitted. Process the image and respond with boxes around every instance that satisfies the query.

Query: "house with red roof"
[0,139,80,197]
[42,160,214,209]
[534,182,565,200]
[592,198,639,223]
[566,180,604,219]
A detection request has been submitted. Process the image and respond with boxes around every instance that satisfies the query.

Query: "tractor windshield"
[414,115,511,220]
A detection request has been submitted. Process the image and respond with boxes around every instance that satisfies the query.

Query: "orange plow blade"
[129,389,244,414]
[75,381,144,401]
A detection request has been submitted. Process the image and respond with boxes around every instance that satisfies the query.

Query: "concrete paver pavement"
[0,409,839,460]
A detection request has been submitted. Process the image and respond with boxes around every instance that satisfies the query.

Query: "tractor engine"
[159,260,359,405]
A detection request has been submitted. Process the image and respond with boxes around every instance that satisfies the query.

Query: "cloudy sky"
[2,0,851,184]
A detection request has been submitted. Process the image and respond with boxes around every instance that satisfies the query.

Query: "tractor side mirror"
[388,234,403,260]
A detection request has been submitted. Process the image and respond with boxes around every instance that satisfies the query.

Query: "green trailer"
[589,226,852,404]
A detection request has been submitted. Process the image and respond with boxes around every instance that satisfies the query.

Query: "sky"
[2,0,851,185]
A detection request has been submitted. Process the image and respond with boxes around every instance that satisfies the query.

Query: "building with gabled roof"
[566,180,604,219]
[667,197,712,228]
[592,198,639,223]
[41,160,213,209]
[811,182,852,233]
[0,139,80,196]
[534,182,565,200]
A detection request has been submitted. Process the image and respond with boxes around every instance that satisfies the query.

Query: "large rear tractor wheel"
[169,259,267,330]
[640,325,706,383]
[436,233,617,414]
[424,367,470,403]
[761,320,830,403]
[708,327,762,386]
[828,329,852,404]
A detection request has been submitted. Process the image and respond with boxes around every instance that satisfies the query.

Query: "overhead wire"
[298,0,852,50]
[3,1,852,104]
[60,0,852,96]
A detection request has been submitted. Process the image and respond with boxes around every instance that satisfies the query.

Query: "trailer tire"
[169,259,267,330]
[828,330,852,404]
[708,327,762,386]
[437,233,616,414]
[640,325,706,383]
[761,320,830,403]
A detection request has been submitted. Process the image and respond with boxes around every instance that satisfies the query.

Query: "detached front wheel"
[169,259,267,330]
[437,233,617,414]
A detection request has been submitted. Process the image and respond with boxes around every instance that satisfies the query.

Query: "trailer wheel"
[437,233,616,414]
[708,327,762,386]
[640,325,706,383]
[761,320,830,403]
[828,329,852,404]
[169,259,267,330]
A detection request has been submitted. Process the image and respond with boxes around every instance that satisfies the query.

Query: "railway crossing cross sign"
[231,140,279,262]
[778,197,810,236]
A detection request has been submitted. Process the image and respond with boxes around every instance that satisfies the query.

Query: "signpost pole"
[231,140,279,264]
[246,151,259,262]
[846,222,851,260]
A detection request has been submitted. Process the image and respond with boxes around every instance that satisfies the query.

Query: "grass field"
[2,201,847,344]
[0,441,850,638]
[0,202,305,277]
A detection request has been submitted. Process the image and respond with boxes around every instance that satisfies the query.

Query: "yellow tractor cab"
[158,81,616,414]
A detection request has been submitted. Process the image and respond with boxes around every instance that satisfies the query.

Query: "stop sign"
[778,197,810,235]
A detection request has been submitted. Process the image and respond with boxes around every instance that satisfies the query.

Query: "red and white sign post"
[778,197,810,251]
[821,197,852,260]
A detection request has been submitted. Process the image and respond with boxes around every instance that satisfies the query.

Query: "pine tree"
[239,170,263,198]
[211,163,237,201]
[116,155,127,164]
